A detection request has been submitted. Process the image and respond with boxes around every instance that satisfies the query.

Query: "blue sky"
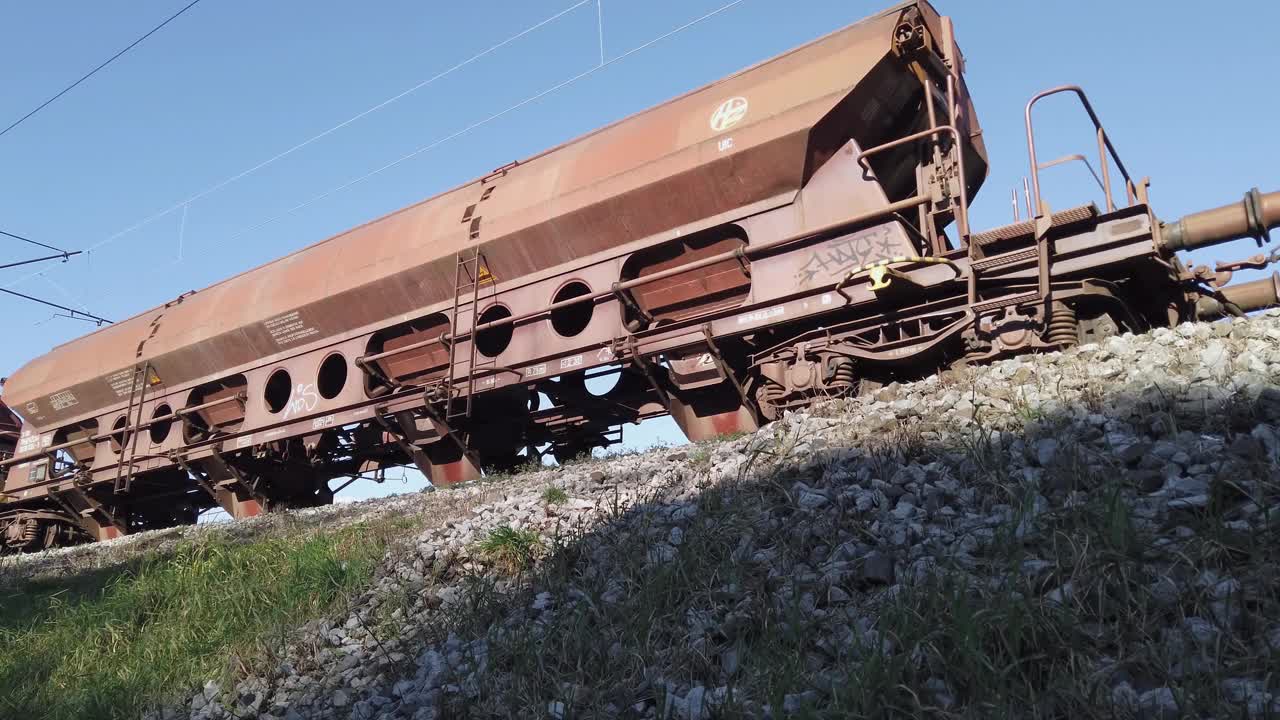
[2,0,1277,504]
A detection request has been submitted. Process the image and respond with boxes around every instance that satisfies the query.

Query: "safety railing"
[1025,85,1137,217]
[356,193,935,373]
[0,392,247,469]
[854,123,970,242]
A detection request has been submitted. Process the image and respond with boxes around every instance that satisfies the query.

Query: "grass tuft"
[0,521,401,720]
[541,486,569,505]
[473,526,542,574]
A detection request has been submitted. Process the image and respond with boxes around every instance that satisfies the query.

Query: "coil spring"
[9,519,39,549]
[829,359,857,393]
[1047,303,1079,348]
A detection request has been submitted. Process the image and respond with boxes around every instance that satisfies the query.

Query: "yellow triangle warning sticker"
[477,265,495,285]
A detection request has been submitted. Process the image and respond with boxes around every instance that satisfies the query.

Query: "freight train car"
[0,401,17,463]
[2,0,1277,551]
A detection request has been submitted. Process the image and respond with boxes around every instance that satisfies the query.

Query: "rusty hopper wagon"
[2,1,1277,551]
[0,401,17,463]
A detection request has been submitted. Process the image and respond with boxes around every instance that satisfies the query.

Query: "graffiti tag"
[794,226,903,285]
[282,383,320,420]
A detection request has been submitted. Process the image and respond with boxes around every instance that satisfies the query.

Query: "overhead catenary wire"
[1,0,593,295]
[597,0,606,65]
[0,228,70,255]
[0,251,82,271]
[0,234,108,322]
[34,312,102,327]
[46,0,592,261]
[178,203,189,263]
[4,0,746,297]
[0,0,205,140]
[0,256,110,321]
[40,274,95,315]
[223,0,747,243]
[0,287,110,325]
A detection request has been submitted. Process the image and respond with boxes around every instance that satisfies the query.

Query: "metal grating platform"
[971,204,1099,247]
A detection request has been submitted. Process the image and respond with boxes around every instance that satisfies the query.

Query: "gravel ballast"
[10,312,1280,719]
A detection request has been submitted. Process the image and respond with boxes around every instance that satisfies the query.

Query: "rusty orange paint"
[1,1,982,442]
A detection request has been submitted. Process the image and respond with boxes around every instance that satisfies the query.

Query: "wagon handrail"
[1025,85,1136,217]
[356,194,934,369]
[0,392,247,468]
[854,123,970,240]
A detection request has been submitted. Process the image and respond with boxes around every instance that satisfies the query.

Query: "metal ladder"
[445,248,491,419]
[113,361,154,494]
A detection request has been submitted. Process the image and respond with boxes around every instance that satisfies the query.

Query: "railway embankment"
[4,312,1280,719]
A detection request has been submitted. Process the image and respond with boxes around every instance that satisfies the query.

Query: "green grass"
[541,486,569,505]
[0,520,403,720]
[473,526,542,574]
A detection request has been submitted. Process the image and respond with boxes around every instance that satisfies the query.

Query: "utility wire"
[0,0,204,140]
[0,251,82,271]
[5,0,746,295]
[224,0,747,242]
[0,256,109,322]
[40,274,94,314]
[0,228,69,254]
[69,0,592,258]
[1,0,595,292]
[0,287,110,325]
[596,0,606,65]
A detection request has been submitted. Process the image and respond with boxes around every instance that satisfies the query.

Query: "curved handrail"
[1025,85,1136,217]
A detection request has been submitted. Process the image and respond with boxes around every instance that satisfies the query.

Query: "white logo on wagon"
[709,96,748,133]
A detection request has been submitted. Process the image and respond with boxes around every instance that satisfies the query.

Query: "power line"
[597,0,606,64]
[0,251,82,271]
[0,0,204,140]
[0,228,70,254]
[0,255,109,323]
[0,287,110,325]
[0,0,595,293]
[5,0,746,294]
[77,0,592,258]
[40,274,94,315]
[0,2,590,296]
[224,0,747,242]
